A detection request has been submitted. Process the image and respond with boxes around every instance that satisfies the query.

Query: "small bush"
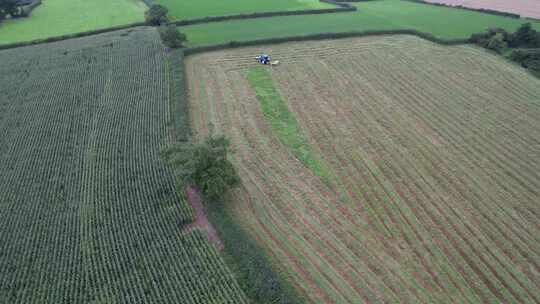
[486,33,507,53]
[162,134,240,201]
[158,25,186,48]
[145,4,168,25]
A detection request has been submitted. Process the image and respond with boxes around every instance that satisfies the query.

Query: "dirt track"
[425,0,540,19]
[184,186,224,251]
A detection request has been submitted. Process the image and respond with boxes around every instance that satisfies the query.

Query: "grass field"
[156,0,331,20]
[0,0,145,45]
[0,28,247,303]
[181,0,540,46]
[186,35,540,303]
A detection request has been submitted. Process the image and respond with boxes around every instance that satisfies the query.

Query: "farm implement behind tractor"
[256,54,279,66]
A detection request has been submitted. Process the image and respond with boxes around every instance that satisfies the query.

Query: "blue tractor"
[256,54,271,65]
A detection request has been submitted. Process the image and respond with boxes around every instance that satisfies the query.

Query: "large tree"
[162,135,240,201]
[0,0,23,20]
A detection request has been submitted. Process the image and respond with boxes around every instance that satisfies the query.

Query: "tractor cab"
[256,54,270,65]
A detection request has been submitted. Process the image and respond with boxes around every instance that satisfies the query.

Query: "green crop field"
[0,0,145,45]
[156,0,331,20]
[181,0,540,46]
[0,28,246,303]
[186,35,540,303]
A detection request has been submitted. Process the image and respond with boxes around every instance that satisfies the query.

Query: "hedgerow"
[205,200,306,304]
[184,29,470,55]
[171,4,355,27]
[470,23,540,76]
[167,49,191,141]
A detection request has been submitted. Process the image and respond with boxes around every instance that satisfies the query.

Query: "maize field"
[0,27,246,303]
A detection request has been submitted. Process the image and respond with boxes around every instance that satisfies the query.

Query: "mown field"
[0,0,145,45]
[181,0,540,47]
[156,0,331,20]
[186,35,540,303]
[0,28,246,303]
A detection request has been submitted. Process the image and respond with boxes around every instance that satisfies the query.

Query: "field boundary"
[171,0,355,27]
[167,48,192,142]
[183,29,471,55]
[0,22,147,50]
[204,194,307,303]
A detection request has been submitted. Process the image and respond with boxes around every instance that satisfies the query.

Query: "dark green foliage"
[470,27,510,52]
[470,24,540,51]
[0,0,19,19]
[145,4,168,25]
[470,24,540,76]
[206,201,306,304]
[167,49,191,141]
[158,24,186,48]
[162,135,240,201]
[171,4,355,27]
[508,23,540,48]
[510,48,540,74]
[486,32,507,53]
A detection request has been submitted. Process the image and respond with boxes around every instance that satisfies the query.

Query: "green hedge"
[0,22,146,50]
[205,200,306,304]
[184,29,470,55]
[168,49,191,142]
[402,0,521,19]
[172,5,354,26]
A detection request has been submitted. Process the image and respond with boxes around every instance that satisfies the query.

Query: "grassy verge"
[247,67,332,183]
[181,0,540,47]
[0,0,146,45]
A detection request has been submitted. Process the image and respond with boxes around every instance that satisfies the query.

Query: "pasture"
[181,0,540,47]
[0,0,145,45]
[186,35,540,303]
[156,0,332,20]
[0,28,246,303]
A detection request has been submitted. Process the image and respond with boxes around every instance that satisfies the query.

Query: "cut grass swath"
[247,67,332,184]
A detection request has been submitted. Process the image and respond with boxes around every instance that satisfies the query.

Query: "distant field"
[425,0,540,19]
[0,0,145,45]
[156,0,332,20]
[186,35,540,303]
[0,28,246,303]
[181,0,540,46]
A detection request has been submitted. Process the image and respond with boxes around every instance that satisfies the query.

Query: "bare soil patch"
[184,186,225,251]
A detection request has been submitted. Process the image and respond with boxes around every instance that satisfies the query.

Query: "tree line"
[471,23,540,76]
